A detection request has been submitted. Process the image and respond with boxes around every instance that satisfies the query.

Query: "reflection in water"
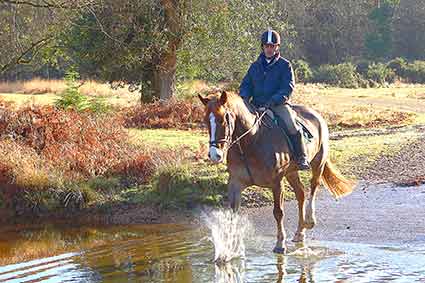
[276,256,286,283]
[213,244,321,283]
[0,224,424,282]
[214,260,245,283]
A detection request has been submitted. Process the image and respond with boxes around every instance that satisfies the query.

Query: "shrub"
[387,57,407,77]
[55,71,89,111]
[401,61,425,83]
[151,163,228,209]
[55,71,112,114]
[0,104,138,178]
[356,60,372,76]
[292,60,313,83]
[123,98,204,129]
[313,63,361,88]
[365,63,396,84]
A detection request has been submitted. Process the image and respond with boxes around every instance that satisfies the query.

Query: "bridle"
[209,111,235,149]
[209,109,268,150]
[208,108,268,184]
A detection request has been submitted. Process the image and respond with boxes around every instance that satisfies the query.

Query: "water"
[203,210,252,263]
[0,221,424,282]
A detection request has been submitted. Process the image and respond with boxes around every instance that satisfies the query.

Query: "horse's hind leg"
[272,181,287,254]
[286,172,306,242]
[305,148,326,229]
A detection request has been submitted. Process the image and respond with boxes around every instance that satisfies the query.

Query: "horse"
[198,91,354,254]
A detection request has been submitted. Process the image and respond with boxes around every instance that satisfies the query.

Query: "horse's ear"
[219,91,228,105]
[198,94,209,106]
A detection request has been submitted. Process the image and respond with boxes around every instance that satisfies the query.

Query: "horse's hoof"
[304,221,315,230]
[273,247,286,254]
[292,233,305,243]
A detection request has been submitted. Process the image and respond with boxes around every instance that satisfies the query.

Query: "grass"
[296,83,425,99]
[0,79,139,107]
[124,128,419,205]
[2,79,425,217]
[117,162,284,209]
[128,128,208,150]
[3,79,425,130]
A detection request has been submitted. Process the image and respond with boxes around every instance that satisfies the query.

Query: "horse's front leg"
[228,179,243,212]
[272,181,287,254]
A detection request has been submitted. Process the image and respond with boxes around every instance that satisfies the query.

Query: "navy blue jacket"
[239,52,295,107]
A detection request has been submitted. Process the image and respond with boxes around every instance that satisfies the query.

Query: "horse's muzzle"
[208,146,224,163]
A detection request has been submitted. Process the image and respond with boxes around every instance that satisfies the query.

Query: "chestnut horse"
[198,91,354,254]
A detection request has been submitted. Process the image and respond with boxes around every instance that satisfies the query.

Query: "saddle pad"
[296,118,314,142]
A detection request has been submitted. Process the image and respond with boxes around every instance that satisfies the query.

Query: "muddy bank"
[0,203,196,227]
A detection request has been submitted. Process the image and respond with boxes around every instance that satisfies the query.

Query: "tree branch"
[0,36,53,74]
[0,0,95,10]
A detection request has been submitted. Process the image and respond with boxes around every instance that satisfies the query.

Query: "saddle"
[260,108,314,143]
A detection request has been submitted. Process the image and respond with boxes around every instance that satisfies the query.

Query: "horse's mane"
[207,91,257,115]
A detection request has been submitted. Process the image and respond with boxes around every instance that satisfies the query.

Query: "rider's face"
[263,43,279,58]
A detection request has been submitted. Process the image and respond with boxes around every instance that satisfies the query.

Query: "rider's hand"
[264,101,273,109]
[270,94,289,105]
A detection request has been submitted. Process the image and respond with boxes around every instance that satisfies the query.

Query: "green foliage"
[151,163,228,209]
[55,70,111,113]
[365,0,400,59]
[401,61,425,83]
[87,176,121,193]
[356,60,372,76]
[292,60,313,83]
[177,0,295,82]
[387,57,407,77]
[87,96,112,114]
[365,63,396,84]
[313,63,361,88]
[55,70,89,111]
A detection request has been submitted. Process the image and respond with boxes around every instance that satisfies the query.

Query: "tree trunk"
[153,67,176,100]
[150,0,181,100]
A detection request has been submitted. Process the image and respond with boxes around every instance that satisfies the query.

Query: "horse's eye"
[216,117,224,124]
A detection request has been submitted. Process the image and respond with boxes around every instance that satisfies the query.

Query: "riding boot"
[291,131,311,171]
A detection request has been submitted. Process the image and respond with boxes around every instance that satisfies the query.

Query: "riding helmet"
[261,29,281,45]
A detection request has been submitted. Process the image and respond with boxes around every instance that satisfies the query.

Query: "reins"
[209,107,268,185]
[228,110,268,149]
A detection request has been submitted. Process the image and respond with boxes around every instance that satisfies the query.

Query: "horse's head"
[198,91,236,163]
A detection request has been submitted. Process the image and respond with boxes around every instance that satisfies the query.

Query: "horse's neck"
[232,103,260,143]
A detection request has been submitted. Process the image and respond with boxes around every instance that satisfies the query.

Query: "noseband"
[209,109,268,150]
[209,111,235,149]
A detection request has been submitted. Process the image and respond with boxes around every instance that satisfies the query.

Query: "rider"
[239,29,310,170]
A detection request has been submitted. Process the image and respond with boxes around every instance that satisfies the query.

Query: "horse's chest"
[227,146,281,185]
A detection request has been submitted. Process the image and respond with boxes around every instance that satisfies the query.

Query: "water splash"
[203,210,252,263]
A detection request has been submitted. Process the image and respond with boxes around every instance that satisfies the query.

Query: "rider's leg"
[271,104,310,170]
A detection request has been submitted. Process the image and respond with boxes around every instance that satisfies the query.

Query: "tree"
[177,0,294,82]
[364,0,399,59]
[0,0,94,78]
[392,0,425,60]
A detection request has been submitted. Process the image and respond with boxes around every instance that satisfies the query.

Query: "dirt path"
[364,131,425,184]
[245,183,425,244]
[245,126,425,244]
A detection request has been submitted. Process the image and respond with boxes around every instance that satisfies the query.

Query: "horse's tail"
[321,160,355,198]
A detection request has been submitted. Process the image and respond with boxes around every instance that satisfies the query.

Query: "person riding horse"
[239,29,310,170]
